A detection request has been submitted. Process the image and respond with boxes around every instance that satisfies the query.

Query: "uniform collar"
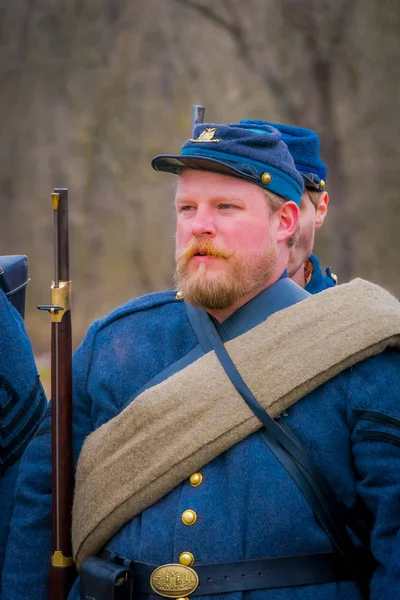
[209,271,310,343]
[141,274,310,396]
[305,254,337,295]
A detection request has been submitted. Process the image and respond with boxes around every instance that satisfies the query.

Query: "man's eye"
[218,203,235,209]
[179,205,195,212]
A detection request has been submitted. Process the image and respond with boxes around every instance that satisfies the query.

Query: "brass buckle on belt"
[150,564,199,598]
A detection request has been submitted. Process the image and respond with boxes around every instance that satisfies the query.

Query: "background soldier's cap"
[152,121,304,206]
[241,119,327,192]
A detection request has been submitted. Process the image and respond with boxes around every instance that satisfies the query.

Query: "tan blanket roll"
[72,279,400,568]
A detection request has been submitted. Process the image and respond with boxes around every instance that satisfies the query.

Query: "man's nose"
[191,208,217,237]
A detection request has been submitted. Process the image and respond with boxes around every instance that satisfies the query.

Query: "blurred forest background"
[1,0,399,382]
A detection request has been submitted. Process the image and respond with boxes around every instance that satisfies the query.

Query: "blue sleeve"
[0,322,98,600]
[0,413,52,599]
[0,463,19,590]
[0,290,47,590]
[378,528,400,599]
[345,349,400,598]
[72,322,98,464]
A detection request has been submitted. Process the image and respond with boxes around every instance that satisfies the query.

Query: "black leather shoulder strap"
[188,305,372,587]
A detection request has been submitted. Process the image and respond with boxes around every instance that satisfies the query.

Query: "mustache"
[176,238,235,263]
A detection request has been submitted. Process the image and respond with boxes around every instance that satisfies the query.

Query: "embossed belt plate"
[150,563,199,598]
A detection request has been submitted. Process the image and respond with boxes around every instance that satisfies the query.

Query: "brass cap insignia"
[189,127,220,143]
[150,564,199,598]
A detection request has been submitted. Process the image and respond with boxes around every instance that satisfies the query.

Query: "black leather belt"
[100,549,353,596]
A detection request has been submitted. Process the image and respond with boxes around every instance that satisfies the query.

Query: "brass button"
[176,597,189,600]
[189,472,203,487]
[179,552,195,566]
[261,172,272,185]
[331,273,338,282]
[319,179,326,190]
[176,291,184,300]
[182,510,197,525]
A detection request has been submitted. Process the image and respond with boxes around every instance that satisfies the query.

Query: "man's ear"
[275,201,300,243]
[315,191,329,229]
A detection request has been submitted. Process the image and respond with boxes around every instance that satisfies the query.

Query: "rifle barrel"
[49,188,75,599]
[191,104,205,137]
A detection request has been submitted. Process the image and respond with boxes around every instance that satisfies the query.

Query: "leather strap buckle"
[150,564,199,598]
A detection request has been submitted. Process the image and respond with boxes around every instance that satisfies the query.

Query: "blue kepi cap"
[152,122,304,206]
[241,119,327,192]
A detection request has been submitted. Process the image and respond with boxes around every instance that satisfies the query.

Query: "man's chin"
[182,284,240,311]
[186,264,225,281]
[288,256,303,279]
[175,270,238,310]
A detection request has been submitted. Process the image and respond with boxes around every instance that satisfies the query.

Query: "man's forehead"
[178,168,238,184]
[175,169,260,195]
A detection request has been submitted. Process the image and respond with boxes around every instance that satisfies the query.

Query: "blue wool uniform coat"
[380,529,400,599]
[2,278,400,600]
[305,254,336,294]
[0,290,47,589]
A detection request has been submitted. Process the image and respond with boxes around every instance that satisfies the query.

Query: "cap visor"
[152,154,259,184]
[301,173,323,191]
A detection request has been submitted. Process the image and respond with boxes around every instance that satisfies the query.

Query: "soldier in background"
[0,256,47,589]
[240,120,336,293]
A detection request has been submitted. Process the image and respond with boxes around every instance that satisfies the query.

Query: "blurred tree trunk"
[299,1,356,281]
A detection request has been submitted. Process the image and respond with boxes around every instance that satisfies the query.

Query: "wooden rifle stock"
[39,188,75,598]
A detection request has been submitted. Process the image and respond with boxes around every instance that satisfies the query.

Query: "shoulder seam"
[85,321,100,405]
[96,291,178,333]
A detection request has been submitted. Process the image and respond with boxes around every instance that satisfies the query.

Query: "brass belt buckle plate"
[150,564,199,598]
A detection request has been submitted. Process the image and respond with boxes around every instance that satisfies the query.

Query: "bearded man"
[2,122,400,600]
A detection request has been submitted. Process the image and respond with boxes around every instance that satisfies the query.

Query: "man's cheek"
[235,231,267,252]
[176,225,189,250]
